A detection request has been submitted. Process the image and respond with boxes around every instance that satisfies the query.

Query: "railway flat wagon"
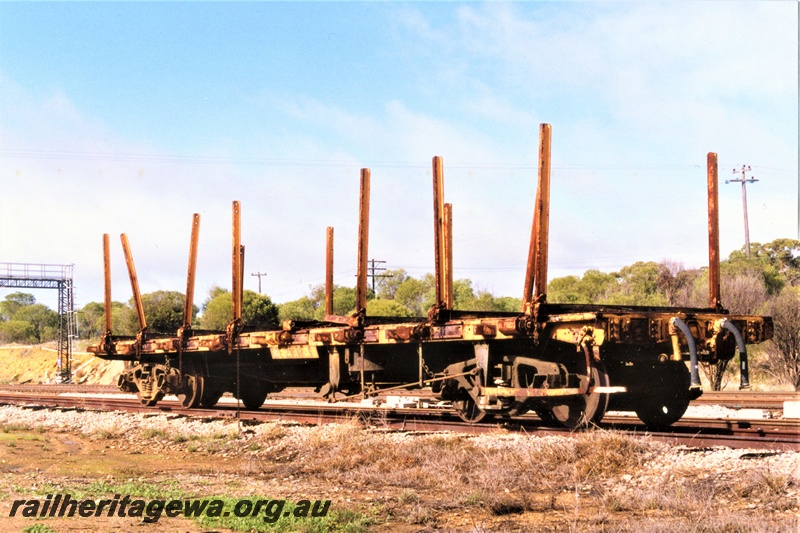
[90,124,773,429]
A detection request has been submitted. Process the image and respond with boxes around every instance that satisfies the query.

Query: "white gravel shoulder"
[1,404,797,480]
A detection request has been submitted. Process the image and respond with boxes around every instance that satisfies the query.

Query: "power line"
[366,259,392,294]
[251,272,267,294]
[726,165,759,258]
[0,148,732,171]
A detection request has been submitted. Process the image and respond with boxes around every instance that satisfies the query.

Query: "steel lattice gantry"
[0,263,76,382]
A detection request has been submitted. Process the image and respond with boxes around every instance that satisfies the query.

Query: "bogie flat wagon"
[90,125,773,429]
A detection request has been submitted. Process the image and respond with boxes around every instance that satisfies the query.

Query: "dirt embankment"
[0,344,123,385]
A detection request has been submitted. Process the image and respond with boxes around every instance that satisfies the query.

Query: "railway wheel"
[634,361,691,430]
[178,374,204,409]
[448,364,494,423]
[547,362,610,429]
[453,395,493,423]
[238,385,269,410]
[199,388,223,408]
[534,408,557,425]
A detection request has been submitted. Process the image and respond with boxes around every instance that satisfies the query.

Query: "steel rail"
[691,391,798,410]
[0,385,795,410]
[0,392,796,451]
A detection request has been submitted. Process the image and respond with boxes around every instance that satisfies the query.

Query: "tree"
[76,301,135,339]
[548,270,617,304]
[121,291,197,335]
[0,320,35,344]
[604,262,668,306]
[494,296,522,312]
[394,277,427,316]
[758,238,800,287]
[580,270,617,302]
[199,288,278,330]
[452,279,477,310]
[547,275,583,303]
[111,303,136,336]
[278,296,319,322]
[77,301,105,339]
[468,291,498,311]
[332,286,358,315]
[0,292,36,321]
[366,298,413,317]
[376,269,409,300]
[200,288,231,330]
[721,271,768,315]
[761,288,800,390]
[722,239,800,290]
[277,283,368,322]
[242,291,279,329]
[13,304,58,343]
[0,294,57,344]
[657,261,702,306]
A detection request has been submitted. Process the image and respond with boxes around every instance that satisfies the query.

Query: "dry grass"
[233,420,798,531]
[3,404,796,532]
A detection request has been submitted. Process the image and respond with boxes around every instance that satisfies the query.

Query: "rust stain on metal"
[183,213,200,332]
[325,226,334,317]
[102,233,112,334]
[523,123,552,312]
[708,152,721,310]
[120,233,146,331]
[355,169,370,315]
[231,201,242,322]
[90,122,774,430]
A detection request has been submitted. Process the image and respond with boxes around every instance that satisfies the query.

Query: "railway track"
[691,390,797,410]
[0,390,796,451]
[0,384,795,410]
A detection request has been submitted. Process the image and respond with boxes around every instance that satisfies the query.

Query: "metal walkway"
[0,263,75,382]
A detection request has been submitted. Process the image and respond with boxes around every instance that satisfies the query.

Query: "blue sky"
[1,1,797,312]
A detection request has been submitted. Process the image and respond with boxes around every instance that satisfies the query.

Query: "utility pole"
[726,165,758,258]
[251,272,267,294]
[366,259,391,294]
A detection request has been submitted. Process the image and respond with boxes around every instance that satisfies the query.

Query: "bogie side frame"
[89,125,773,429]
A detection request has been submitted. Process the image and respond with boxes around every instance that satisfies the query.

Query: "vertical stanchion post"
[432,156,446,308]
[103,234,112,334]
[707,153,721,310]
[523,124,552,310]
[443,202,453,309]
[533,123,552,303]
[120,233,146,332]
[326,226,334,317]
[231,201,242,323]
[355,169,371,314]
[184,214,201,330]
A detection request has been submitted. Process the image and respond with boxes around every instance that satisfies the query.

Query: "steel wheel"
[453,396,493,423]
[199,388,223,408]
[178,374,204,408]
[546,362,610,429]
[449,363,493,423]
[634,362,691,430]
[534,408,557,425]
[239,386,269,410]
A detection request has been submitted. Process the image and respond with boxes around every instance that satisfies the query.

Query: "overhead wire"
[0,147,718,171]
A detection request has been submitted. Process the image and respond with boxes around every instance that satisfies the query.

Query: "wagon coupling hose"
[717,319,750,390]
[669,317,701,388]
